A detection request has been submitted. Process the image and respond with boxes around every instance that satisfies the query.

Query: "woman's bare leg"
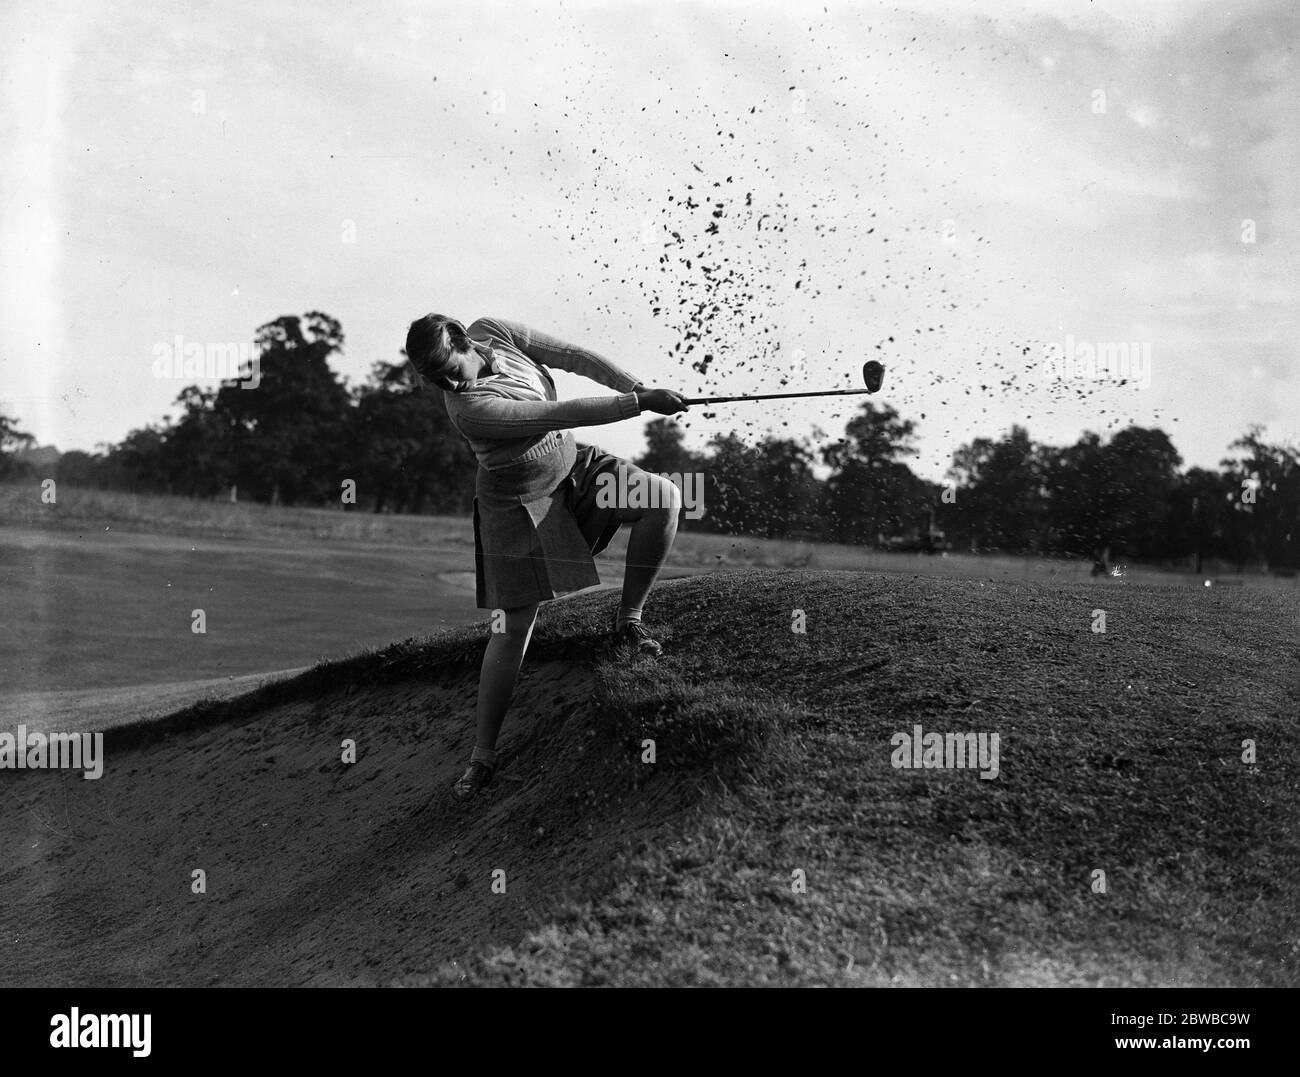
[615,473,681,627]
[471,601,540,760]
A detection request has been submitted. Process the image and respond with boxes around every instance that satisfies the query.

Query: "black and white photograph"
[0,0,1295,1045]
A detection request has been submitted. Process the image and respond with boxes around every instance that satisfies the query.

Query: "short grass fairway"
[0,480,1276,701]
[2,570,1297,986]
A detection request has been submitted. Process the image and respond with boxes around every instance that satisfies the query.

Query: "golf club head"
[863,360,885,393]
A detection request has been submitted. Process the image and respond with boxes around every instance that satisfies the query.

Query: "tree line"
[642,415,1297,573]
[2,311,1295,572]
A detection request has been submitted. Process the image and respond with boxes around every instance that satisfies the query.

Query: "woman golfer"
[404,314,689,800]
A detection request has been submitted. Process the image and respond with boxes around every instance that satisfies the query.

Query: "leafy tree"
[820,402,930,544]
[0,409,35,478]
[946,425,1048,553]
[55,450,105,487]
[635,418,700,478]
[1165,467,1235,572]
[163,386,234,498]
[698,431,762,534]
[1222,428,1299,570]
[1042,433,1108,558]
[1043,429,1181,561]
[1099,426,1182,560]
[822,401,918,473]
[212,312,351,505]
[750,436,821,537]
[110,424,171,493]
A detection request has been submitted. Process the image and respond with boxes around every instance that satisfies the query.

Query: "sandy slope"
[0,668,310,735]
[0,650,692,987]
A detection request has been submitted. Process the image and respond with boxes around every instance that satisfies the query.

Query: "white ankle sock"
[616,606,643,629]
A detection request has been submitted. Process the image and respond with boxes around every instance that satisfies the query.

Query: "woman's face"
[443,324,493,382]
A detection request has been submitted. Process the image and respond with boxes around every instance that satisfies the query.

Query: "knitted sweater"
[442,317,644,470]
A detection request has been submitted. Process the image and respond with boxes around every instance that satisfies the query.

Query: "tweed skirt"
[472,433,625,609]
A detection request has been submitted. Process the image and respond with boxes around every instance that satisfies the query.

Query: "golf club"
[683,360,885,405]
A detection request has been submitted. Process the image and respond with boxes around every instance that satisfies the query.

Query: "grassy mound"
[3,570,1296,986]
[421,570,1300,986]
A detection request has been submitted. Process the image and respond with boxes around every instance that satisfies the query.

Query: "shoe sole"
[610,632,663,657]
[452,769,495,800]
[612,642,663,658]
[452,784,488,801]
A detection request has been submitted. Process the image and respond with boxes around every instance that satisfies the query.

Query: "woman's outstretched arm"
[476,317,645,391]
[445,388,642,440]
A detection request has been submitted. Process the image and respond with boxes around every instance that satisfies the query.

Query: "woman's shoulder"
[467,316,521,344]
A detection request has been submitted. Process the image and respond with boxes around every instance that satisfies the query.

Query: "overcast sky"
[2,0,1296,480]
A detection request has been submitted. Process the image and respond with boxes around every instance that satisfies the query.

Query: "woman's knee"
[654,475,682,512]
[616,471,680,520]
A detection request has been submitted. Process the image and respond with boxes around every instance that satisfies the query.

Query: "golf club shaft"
[682,387,876,405]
